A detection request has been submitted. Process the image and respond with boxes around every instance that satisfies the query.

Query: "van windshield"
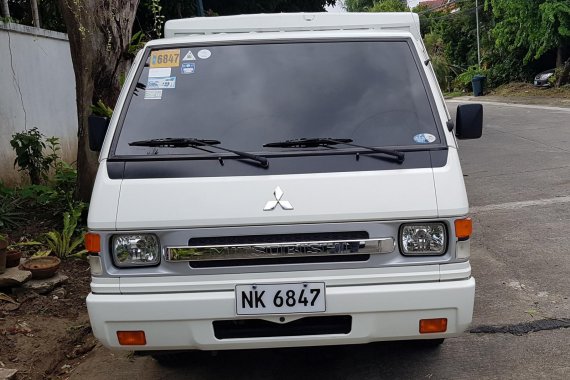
[113,40,442,157]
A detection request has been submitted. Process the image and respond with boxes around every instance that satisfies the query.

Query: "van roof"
[164,12,421,41]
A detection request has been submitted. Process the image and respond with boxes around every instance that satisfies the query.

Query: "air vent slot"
[213,316,352,339]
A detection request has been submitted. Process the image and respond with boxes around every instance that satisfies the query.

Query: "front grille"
[213,316,352,339]
[165,231,395,267]
[189,254,369,268]
[189,232,369,246]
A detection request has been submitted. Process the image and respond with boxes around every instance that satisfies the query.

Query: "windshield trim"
[109,37,446,160]
[107,146,448,163]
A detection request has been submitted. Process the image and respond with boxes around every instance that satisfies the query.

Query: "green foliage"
[5,128,79,230]
[491,0,570,63]
[44,203,87,259]
[424,32,462,91]
[346,0,409,12]
[0,193,25,229]
[370,0,408,12]
[149,0,165,38]
[128,30,147,57]
[90,100,114,118]
[344,0,375,12]
[16,157,77,211]
[454,65,488,91]
[4,0,66,32]
[32,249,53,258]
[10,128,59,185]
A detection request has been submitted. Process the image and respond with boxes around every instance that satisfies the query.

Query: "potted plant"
[21,256,61,279]
[89,100,113,151]
[5,241,41,268]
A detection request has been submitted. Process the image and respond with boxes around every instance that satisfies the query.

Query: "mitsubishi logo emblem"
[264,187,294,211]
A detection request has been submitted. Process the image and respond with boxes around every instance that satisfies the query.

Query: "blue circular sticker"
[413,133,436,144]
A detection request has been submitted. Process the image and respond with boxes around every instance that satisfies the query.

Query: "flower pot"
[20,257,61,279]
[6,250,22,268]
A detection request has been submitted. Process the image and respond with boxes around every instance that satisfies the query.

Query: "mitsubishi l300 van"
[85,12,483,362]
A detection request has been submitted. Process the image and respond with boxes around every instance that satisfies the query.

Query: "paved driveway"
[71,101,570,380]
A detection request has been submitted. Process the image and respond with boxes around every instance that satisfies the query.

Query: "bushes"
[9,128,59,185]
[454,66,489,92]
[3,129,87,260]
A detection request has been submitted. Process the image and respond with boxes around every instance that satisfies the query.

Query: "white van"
[85,13,482,361]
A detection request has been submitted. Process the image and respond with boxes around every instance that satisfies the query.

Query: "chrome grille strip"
[166,238,395,262]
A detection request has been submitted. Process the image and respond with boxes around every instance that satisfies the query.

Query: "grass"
[443,91,464,99]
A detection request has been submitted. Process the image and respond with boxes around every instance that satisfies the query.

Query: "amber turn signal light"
[419,318,447,333]
[85,233,101,253]
[454,218,472,239]
[117,331,146,346]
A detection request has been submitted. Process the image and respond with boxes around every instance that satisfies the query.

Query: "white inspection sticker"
[144,89,162,100]
[197,49,211,59]
[148,67,172,78]
[413,133,437,144]
[147,76,176,89]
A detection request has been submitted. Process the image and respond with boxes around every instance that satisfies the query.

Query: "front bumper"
[534,79,551,87]
[87,277,475,351]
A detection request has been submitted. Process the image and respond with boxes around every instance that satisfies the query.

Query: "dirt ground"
[447,82,570,108]
[0,259,95,380]
[489,82,570,98]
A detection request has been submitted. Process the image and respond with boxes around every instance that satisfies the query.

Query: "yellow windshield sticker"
[150,49,181,68]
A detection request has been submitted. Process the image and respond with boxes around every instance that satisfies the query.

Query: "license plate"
[235,282,326,315]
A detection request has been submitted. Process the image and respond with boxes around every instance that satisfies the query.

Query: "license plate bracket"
[235,282,326,315]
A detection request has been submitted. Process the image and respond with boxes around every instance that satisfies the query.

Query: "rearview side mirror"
[455,104,483,139]
[88,115,110,151]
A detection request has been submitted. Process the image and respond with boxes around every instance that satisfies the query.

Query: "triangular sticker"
[183,51,196,61]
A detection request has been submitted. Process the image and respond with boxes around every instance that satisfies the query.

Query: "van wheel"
[151,352,192,366]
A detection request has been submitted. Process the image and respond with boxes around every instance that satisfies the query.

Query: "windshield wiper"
[264,138,405,163]
[129,138,269,168]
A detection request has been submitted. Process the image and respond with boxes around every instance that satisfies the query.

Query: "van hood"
[88,149,468,231]
[112,168,438,230]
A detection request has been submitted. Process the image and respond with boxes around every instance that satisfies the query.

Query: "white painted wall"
[0,22,77,186]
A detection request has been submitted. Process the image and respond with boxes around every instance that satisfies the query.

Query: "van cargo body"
[86,13,481,353]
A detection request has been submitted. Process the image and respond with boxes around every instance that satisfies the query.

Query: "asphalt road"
[71,100,570,380]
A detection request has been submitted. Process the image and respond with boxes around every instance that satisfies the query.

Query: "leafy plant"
[0,194,25,229]
[454,66,489,92]
[10,128,59,185]
[44,203,87,258]
[149,0,165,38]
[32,249,52,258]
[128,30,147,57]
[90,100,114,118]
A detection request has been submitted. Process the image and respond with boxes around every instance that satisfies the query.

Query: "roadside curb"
[447,98,570,112]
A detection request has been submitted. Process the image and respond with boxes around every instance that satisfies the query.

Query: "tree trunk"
[30,0,40,27]
[555,46,569,87]
[1,0,10,18]
[58,0,140,202]
[557,59,570,87]
[556,45,563,68]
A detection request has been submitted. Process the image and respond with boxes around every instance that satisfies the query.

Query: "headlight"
[112,234,160,267]
[400,223,446,255]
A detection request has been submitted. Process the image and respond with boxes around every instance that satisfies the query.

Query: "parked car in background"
[534,69,555,87]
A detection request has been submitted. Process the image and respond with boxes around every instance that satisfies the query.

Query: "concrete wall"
[0,22,77,186]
